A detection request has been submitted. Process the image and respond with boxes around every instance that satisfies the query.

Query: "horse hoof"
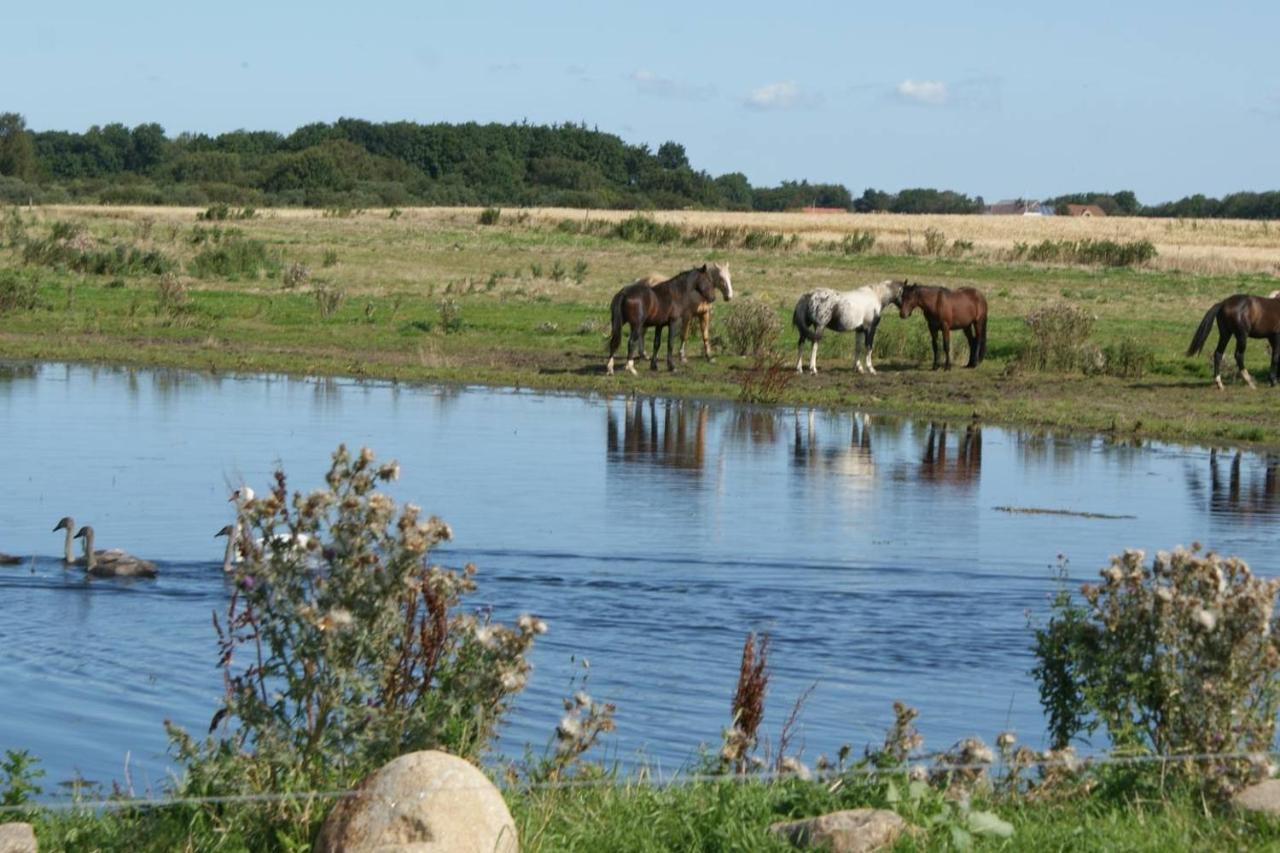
[626,365,638,376]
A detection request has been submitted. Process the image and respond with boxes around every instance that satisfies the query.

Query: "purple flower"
[240,575,256,590]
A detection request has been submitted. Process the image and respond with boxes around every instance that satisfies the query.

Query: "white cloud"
[630,70,715,101]
[744,81,813,111]
[895,79,948,106]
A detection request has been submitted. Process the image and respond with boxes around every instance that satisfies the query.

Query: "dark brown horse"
[606,264,730,375]
[1186,293,1280,389]
[898,283,988,370]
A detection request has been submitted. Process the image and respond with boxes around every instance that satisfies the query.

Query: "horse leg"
[810,340,819,374]
[1212,330,1228,390]
[963,325,978,368]
[796,334,805,373]
[942,325,953,370]
[666,320,679,372]
[677,316,690,364]
[1236,332,1256,389]
[650,326,663,371]
[626,323,642,375]
[700,310,713,361]
[1270,333,1280,386]
[865,319,879,374]
[853,329,866,374]
[929,324,941,370]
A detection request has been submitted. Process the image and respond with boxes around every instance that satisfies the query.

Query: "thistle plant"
[167,445,545,808]
[1033,545,1280,795]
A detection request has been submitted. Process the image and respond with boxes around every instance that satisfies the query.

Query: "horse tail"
[792,296,821,343]
[1186,300,1223,357]
[607,290,625,354]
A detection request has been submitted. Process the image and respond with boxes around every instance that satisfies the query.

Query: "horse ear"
[700,264,707,273]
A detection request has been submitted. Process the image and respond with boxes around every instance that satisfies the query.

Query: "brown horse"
[1186,293,1280,389]
[606,264,731,375]
[633,264,733,362]
[898,283,989,370]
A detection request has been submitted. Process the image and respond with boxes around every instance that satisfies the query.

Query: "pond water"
[0,362,1277,792]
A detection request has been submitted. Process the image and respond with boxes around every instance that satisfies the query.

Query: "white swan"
[74,526,157,578]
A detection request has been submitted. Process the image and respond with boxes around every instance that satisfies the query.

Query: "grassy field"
[2,204,1279,446]
[18,771,1280,851]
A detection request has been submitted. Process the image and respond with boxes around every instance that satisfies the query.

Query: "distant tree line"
[0,113,1276,218]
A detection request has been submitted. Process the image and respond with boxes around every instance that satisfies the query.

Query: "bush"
[155,272,191,319]
[313,284,345,319]
[1016,238,1157,268]
[720,297,781,356]
[438,297,463,333]
[478,207,501,225]
[166,447,545,837]
[1101,340,1156,379]
[282,260,311,289]
[189,237,281,279]
[1019,304,1095,372]
[21,221,175,277]
[922,227,947,256]
[613,214,682,244]
[1032,547,1280,795]
[0,269,42,313]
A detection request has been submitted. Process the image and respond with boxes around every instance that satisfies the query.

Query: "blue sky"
[4,0,1276,202]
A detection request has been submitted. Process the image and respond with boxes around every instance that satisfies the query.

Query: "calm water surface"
[0,362,1277,790]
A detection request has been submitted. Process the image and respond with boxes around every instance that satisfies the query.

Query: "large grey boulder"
[314,750,517,853]
[0,822,37,853]
[769,808,906,853]
[1233,779,1280,815]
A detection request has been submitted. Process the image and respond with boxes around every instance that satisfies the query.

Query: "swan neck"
[82,530,94,571]
[64,523,74,563]
[223,522,238,572]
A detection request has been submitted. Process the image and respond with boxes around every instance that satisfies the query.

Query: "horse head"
[708,262,733,301]
[884,279,906,307]
[898,282,920,318]
[693,264,717,302]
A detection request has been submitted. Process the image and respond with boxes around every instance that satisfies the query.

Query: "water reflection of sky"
[1,362,1277,789]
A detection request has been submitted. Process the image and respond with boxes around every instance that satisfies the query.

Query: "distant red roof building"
[1065,204,1107,217]
[799,206,848,214]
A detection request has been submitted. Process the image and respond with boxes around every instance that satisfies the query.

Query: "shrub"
[438,297,463,333]
[1032,547,1280,795]
[721,297,781,356]
[196,204,256,222]
[736,354,795,404]
[572,260,589,284]
[155,272,190,319]
[322,249,339,267]
[841,230,876,254]
[1021,238,1157,268]
[922,227,947,256]
[21,222,175,277]
[0,270,42,313]
[189,238,281,280]
[613,214,682,244]
[550,259,567,281]
[313,284,345,319]
[166,446,545,837]
[478,207,501,225]
[1102,340,1155,379]
[1020,303,1095,371]
[281,261,311,289]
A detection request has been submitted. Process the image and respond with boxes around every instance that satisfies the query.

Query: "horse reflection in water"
[918,422,983,487]
[606,398,709,473]
[1197,449,1280,520]
[791,411,876,489]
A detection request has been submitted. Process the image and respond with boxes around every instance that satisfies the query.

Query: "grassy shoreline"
[1,205,1279,447]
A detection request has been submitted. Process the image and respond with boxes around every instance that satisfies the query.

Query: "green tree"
[0,113,36,180]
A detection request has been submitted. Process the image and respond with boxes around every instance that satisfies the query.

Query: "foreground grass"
[2,205,1279,446]
[18,772,1280,851]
